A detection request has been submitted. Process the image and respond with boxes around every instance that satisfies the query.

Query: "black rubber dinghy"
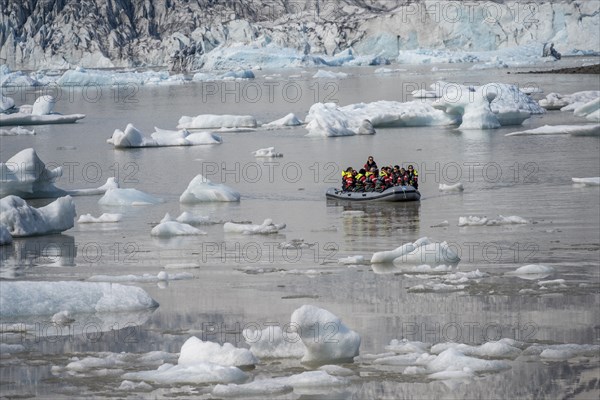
[326,186,421,202]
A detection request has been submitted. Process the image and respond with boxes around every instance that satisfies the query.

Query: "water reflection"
[0,234,76,278]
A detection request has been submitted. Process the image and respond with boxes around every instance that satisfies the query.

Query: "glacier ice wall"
[0,0,598,70]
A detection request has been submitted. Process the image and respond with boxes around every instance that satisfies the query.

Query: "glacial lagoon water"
[1,62,599,398]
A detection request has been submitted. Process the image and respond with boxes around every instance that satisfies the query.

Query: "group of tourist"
[341,156,419,192]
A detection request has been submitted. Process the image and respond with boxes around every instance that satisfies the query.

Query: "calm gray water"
[1,61,599,398]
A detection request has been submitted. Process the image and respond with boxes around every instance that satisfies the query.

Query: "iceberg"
[78,213,122,223]
[180,175,240,203]
[573,98,600,121]
[0,95,15,112]
[291,305,361,364]
[243,325,307,358]
[305,103,357,137]
[98,188,162,206]
[0,95,85,126]
[263,113,303,127]
[223,219,286,234]
[312,70,348,79]
[1,148,117,198]
[0,281,158,317]
[178,336,258,368]
[439,183,464,192]
[458,215,529,226]
[177,114,257,130]
[0,195,75,237]
[506,124,600,137]
[572,177,600,186]
[252,147,283,158]
[150,213,207,237]
[0,126,35,136]
[371,237,460,266]
[107,124,222,148]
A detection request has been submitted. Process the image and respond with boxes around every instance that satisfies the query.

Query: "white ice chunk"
[31,96,56,115]
[0,281,158,317]
[0,225,13,245]
[118,380,153,391]
[1,148,116,198]
[122,362,247,385]
[51,310,75,325]
[212,380,293,397]
[0,126,35,136]
[263,113,303,127]
[108,124,222,148]
[385,339,430,354]
[510,264,555,275]
[179,336,258,367]
[439,182,464,192]
[243,325,307,358]
[99,188,162,206]
[538,344,600,360]
[151,213,207,237]
[180,175,240,203]
[175,212,218,225]
[1,95,15,112]
[78,213,122,223]
[290,305,361,364]
[252,147,283,158]
[224,219,285,234]
[506,124,600,137]
[0,195,75,237]
[572,177,600,186]
[458,215,528,226]
[313,70,348,79]
[338,255,365,265]
[177,114,257,129]
[305,103,356,137]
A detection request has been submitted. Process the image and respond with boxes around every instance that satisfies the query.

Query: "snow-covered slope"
[1,1,598,70]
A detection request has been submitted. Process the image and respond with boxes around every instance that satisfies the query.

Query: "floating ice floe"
[572,177,600,186]
[439,182,464,192]
[177,114,257,130]
[0,126,35,136]
[88,272,193,283]
[506,124,600,137]
[458,215,529,226]
[180,175,240,203]
[179,336,258,367]
[51,310,75,325]
[1,94,15,112]
[1,148,118,198]
[507,264,555,280]
[0,281,158,317]
[0,96,85,126]
[107,124,222,148]
[243,325,307,358]
[118,381,153,391]
[539,91,600,111]
[175,212,221,225]
[0,195,75,237]
[432,82,541,129]
[252,147,283,157]
[313,70,348,79]
[371,237,460,266]
[573,98,600,121]
[99,188,162,206]
[525,344,600,361]
[224,219,286,234]
[54,66,187,86]
[338,255,365,265]
[305,103,360,137]
[262,113,303,127]
[151,213,207,237]
[78,213,122,223]
[291,305,361,364]
[122,339,250,385]
[212,371,347,397]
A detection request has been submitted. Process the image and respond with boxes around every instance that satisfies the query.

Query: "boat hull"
[326,186,421,202]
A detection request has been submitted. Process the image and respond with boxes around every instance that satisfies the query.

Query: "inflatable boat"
[326,186,421,202]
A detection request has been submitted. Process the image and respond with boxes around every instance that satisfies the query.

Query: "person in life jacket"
[395,167,407,186]
[354,168,367,191]
[407,164,419,189]
[342,167,355,191]
[364,156,377,171]
[364,167,378,191]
